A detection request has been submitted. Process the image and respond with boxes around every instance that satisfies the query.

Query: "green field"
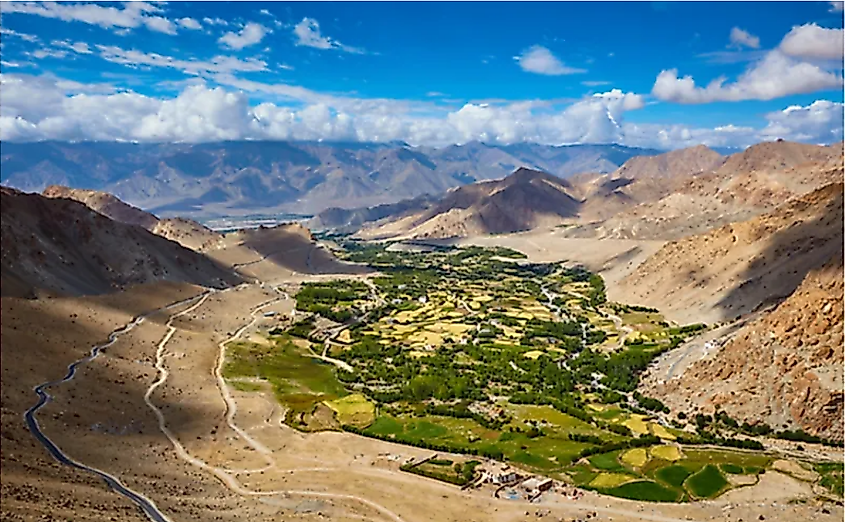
[604,480,680,502]
[655,465,693,487]
[686,465,729,498]
[224,337,349,429]
[816,462,844,497]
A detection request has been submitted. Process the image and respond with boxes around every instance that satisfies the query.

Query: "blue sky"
[1,1,843,149]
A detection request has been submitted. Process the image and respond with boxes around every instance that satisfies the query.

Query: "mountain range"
[0,140,660,217]
[335,140,842,242]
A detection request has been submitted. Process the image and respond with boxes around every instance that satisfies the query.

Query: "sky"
[0,1,843,150]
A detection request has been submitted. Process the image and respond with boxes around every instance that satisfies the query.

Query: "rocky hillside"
[565,141,842,240]
[0,187,240,297]
[1,141,658,216]
[616,182,843,324]
[42,185,222,252]
[646,258,843,441]
[356,167,581,239]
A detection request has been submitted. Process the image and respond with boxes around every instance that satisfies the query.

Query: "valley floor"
[1,249,841,522]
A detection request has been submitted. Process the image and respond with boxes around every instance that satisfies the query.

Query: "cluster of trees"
[633,392,669,414]
[568,433,604,445]
[774,429,843,447]
[295,281,368,323]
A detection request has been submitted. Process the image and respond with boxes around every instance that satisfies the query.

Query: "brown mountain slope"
[356,167,581,239]
[715,139,840,175]
[43,185,158,229]
[43,185,222,251]
[614,182,843,324]
[646,258,843,441]
[566,141,842,240]
[612,144,724,179]
[0,187,240,297]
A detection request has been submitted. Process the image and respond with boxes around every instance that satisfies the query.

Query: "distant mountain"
[355,167,582,240]
[0,187,240,297]
[0,140,659,217]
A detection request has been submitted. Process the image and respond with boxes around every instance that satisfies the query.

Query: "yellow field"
[621,448,648,468]
[324,393,375,427]
[522,350,544,359]
[336,330,352,344]
[650,445,682,461]
[586,404,606,412]
[622,414,649,435]
[589,473,637,488]
[650,423,677,440]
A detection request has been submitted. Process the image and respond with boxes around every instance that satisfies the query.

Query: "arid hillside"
[0,187,240,298]
[615,182,843,324]
[645,258,843,441]
[565,141,843,240]
[43,185,223,252]
[356,167,581,239]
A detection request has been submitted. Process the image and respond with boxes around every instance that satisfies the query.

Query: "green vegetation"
[234,243,791,503]
[686,465,729,498]
[223,336,348,430]
[603,480,680,502]
[655,465,693,487]
[815,462,844,497]
[720,463,743,474]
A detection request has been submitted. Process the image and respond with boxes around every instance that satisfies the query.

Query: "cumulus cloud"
[218,22,269,51]
[1,74,841,150]
[177,17,202,31]
[760,100,844,143]
[515,45,586,75]
[293,17,364,53]
[653,23,843,104]
[830,1,844,12]
[779,23,844,61]
[653,51,843,103]
[1,1,178,35]
[729,27,760,49]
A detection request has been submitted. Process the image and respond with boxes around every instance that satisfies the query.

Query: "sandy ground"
[2,260,842,522]
[452,230,666,289]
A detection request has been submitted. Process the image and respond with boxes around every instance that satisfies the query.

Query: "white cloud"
[830,1,844,12]
[582,80,612,87]
[779,23,844,61]
[729,27,760,49]
[96,45,268,75]
[653,51,843,103]
[202,17,229,26]
[30,48,68,60]
[218,22,270,51]
[293,17,364,53]
[515,45,586,75]
[1,74,841,150]
[760,100,844,143]
[653,23,844,104]
[52,40,92,54]
[0,27,40,43]
[1,1,179,35]
[177,17,202,30]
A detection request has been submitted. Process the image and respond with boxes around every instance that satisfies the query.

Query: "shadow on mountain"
[0,187,243,299]
[715,183,843,320]
[1,291,231,508]
[224,225,371,278]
